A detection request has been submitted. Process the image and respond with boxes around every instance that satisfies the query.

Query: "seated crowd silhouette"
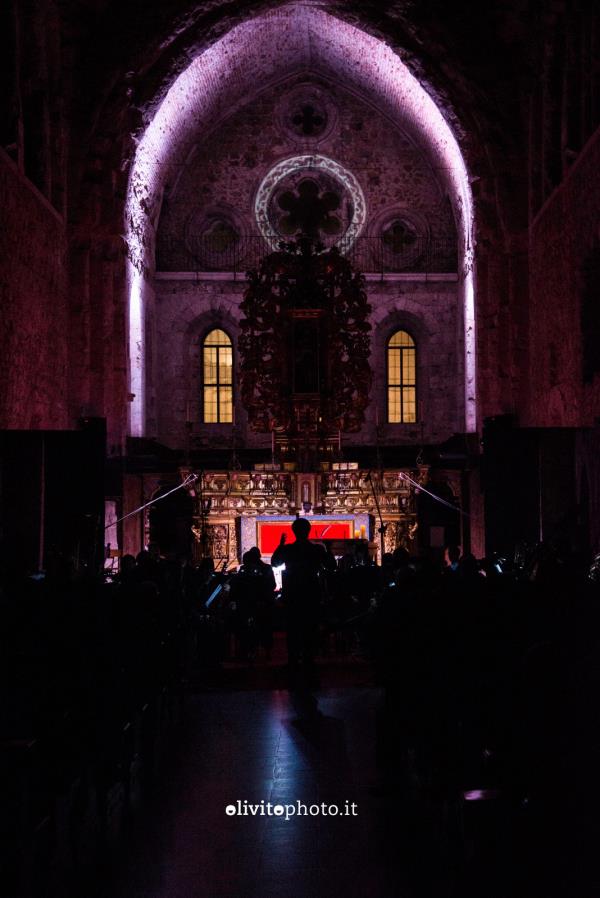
[1,524,598,897]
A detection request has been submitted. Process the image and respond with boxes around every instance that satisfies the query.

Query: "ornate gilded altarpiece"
[180,465,436,565]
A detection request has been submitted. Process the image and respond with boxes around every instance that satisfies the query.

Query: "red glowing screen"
[257,520,353,555]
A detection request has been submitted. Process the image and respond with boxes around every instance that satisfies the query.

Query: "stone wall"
[153,274,461,450]
[0,150,69,428]
[527,125,600,429]
[152,69,462,452]
[155,72,456,272]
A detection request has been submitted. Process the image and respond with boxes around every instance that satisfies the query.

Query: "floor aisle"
[104,688,414,898]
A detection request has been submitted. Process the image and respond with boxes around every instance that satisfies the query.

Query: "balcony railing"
[156,234,458,276]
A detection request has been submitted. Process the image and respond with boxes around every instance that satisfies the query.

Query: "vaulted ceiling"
[126,5,474,266]
[65,0,544,238]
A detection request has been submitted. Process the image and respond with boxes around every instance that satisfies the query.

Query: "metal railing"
[156,234,457,276]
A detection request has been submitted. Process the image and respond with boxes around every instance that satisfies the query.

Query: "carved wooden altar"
[238,237,372,459]
[181,464,432,564]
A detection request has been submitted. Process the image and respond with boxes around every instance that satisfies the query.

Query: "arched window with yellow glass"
[203,328,233,423]
[387,330,417,423]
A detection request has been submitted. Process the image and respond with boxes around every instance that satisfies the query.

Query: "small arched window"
[387,330,416,423]
[203,328,233,423]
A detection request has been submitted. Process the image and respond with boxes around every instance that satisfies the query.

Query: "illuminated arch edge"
[254,154,367,251]
[125,9,476,438]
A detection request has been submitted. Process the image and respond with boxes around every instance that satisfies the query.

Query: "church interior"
[1,1,600,896]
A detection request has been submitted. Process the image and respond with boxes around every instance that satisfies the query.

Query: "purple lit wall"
[126,4,475,438]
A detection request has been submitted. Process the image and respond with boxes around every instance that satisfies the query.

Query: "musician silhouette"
[272,517,336,685]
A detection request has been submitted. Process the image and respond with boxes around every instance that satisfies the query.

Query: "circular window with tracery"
[368,208,429,270]
[255,155,366,252]
[276,84,338,145]
[184,207,248,270]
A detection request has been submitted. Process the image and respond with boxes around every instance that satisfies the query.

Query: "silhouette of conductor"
[272,517,336,685]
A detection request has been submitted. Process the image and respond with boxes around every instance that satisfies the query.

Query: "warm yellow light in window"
[218,347,233,385]
[388,330,414,348]
[204,386,219,422]
[205,328,231,346]
[402,349,415,383]
[219,387,233,422]
[204,347,217,383]
[387,330,417,423]
[203,329,233,423]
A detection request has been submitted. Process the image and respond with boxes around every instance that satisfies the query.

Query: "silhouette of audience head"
[392,546,410,568]
[446,545,461,565]
[291,517,311,541]
[444,545,460,572]
[459,552,480,579]
[121,554,136,578]
[354,542,370,565]
[246,546,261,563]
